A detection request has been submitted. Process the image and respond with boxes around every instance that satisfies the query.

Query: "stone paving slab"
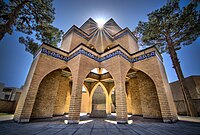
[73,129,92,135]
[0,116,200,135]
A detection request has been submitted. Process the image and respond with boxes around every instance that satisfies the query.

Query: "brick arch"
[14,54,74,122]
[126,67,164,119]
[108,86,115,97]
[129,67,156,88]
[31,66,73,118]
[38,65,73,87]
[67,57,99,86]
[89,82,109,113]
[31,69,61,118]
[128,66,162,98]
[82,84,89,93]
[132,63,168,100]
[126,68,162,117]
[28,65,72,101]
[132,62,177,122]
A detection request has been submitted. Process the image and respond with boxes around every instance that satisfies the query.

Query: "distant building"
[170,76,200,116]
[2,87,21,101]
[0,85,22,113]
[0,82,5,99]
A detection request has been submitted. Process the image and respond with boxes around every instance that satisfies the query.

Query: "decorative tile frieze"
[130,51,156,63]
[41,48,68,62]
[40,47,156,63]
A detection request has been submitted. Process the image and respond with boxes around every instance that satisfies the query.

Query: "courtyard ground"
[0,114,200,135]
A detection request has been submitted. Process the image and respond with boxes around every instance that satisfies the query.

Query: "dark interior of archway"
[90,85,107,118]
[111,89,116,113]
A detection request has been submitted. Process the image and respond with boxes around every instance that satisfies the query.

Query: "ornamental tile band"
[41,47,156,63]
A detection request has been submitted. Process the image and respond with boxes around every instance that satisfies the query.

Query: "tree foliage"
[134,1,200,53]
[134,1,200,117]
[0,0,63,55]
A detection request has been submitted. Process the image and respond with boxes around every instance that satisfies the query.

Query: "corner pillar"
[102,56,130,124]
[68,77,83,124]
[115,79,128,124]
[67,55,98,124]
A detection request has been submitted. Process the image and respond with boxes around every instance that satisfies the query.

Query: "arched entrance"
[90,84,107,118]
[83,68,114,118]
[31,67,72,119]
[126,69,162,119]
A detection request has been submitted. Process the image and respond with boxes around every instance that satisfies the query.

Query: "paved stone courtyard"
[0,115,200,135]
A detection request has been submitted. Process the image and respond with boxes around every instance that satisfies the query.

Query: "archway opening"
[90,84,107,118]
[82,68,114,118]
[31,67,72,119]
[126,68,162,120]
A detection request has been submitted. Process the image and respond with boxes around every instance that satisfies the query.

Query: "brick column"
[102,56,130,124]
[14,57,41,122]
[68,77,84,124]
[115,79,128,124]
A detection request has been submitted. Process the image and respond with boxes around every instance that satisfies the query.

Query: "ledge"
[35,43,161,64]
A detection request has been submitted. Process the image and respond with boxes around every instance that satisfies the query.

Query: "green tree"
[134,1,200,116]
[0,0,63,55]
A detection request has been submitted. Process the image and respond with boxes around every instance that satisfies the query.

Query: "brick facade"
[14,18,177,123]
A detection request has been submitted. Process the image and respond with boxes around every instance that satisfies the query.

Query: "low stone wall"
[174,99,200,116]
[0,100,15,113]
[193,99,200,116]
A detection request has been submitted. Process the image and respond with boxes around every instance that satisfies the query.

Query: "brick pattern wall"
[174,99,200,116]
[64,82,72,113]
[81,92,89,113]
[53,77,70,115]
[170,76,200,116]
[0,100,15,113]
[31,70,60,118]
[127,78,142,115]
[137,71,162,118]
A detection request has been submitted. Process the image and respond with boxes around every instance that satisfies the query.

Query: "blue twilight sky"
[0,0,199,88]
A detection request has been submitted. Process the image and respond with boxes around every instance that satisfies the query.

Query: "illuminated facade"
[14,18,177,123]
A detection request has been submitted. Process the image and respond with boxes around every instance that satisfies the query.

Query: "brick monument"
[14,18,177,124]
